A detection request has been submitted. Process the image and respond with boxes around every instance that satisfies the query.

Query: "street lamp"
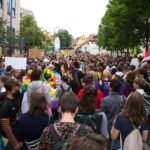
[9,0,13,56]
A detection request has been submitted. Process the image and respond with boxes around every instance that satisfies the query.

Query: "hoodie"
[27,81,51,103]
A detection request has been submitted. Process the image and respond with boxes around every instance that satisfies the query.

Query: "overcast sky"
[21,0,109,38]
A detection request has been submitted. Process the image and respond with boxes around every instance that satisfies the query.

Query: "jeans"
[111,140,121,150]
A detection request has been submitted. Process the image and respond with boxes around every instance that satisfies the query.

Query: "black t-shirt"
[17,113,53,150]
[0,97,19,137]
[69,79,79,94]
[75,69,84,89]
[114,112,149,141]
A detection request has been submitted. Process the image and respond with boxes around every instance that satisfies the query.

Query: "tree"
[42,35,52,52]
[20,14,45,52]
[0,18,19,56]
[97,0,150,54]
[55,29,73,48]
[0,18,7,47]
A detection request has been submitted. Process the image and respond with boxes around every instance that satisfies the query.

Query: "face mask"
[13,90,20,98]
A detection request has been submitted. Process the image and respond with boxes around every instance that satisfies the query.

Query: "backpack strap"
[129,118,141,130]
[50,124,85,140]
[60,85,65,93]
[41,83,44,94]
[120,96,127,111]
[49,124,62,142]
[75,124,86,136]
[60,85,70,94]
[67,86,70,91]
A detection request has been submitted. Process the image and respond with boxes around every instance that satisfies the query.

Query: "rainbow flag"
[21,76,31,91]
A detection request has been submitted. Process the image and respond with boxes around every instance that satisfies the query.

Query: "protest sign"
[5,57,27,69]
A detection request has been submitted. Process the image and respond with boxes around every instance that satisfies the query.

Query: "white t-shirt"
[136,89,145,95]
[130,58,139,69]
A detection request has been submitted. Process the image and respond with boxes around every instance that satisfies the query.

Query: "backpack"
[50,124,86,150]
[75,114,102,134]
[101,80,110,97]
[59,85,71,99]
[121,124,143,150]
[143,93,150,117]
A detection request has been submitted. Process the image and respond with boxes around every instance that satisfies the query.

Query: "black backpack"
[143,93,150,117]
[50,124,86,150]
[59,85,71,99]
[75,114,102,134]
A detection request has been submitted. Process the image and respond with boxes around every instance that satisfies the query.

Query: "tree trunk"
[146,19,149,53]
[127,47,129,62]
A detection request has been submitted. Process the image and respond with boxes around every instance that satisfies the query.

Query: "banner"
[5,57,27,69]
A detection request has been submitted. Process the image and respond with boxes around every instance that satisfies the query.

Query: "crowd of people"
[0,52,150,150]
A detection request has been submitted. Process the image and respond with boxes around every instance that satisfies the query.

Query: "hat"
[115,72,124,77]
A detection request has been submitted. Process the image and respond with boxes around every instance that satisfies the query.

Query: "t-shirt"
[17,113,53,142]
[0,97,19,137]
[69,79,79,94]
[75,70,84,89]
[130,58,139,69]
[17,113,53,150]
[114,112,149,141]
[39,122,94,150]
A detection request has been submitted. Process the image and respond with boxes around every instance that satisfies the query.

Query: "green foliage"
[97,0,150,52]
[0,18,7,47]
[6,27,19,50]
[42,36,52,52]
[0,17,19,55]
[20,14,46,51]
[55,29,73,48]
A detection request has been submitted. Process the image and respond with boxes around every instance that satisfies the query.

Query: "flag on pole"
[142,48,150,64]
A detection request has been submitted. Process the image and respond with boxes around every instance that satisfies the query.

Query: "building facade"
[72,35,87,50]
[0,0,20,33]
[78,34,109,55]
[20,7,34,19]
[80,41,100,55]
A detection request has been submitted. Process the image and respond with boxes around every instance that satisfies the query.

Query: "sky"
[21,0,109,38]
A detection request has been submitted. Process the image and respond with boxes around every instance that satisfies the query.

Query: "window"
[7,0,16,18]
[7,0,11,15]
[12,0,16,18]
[0,0,2,8]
